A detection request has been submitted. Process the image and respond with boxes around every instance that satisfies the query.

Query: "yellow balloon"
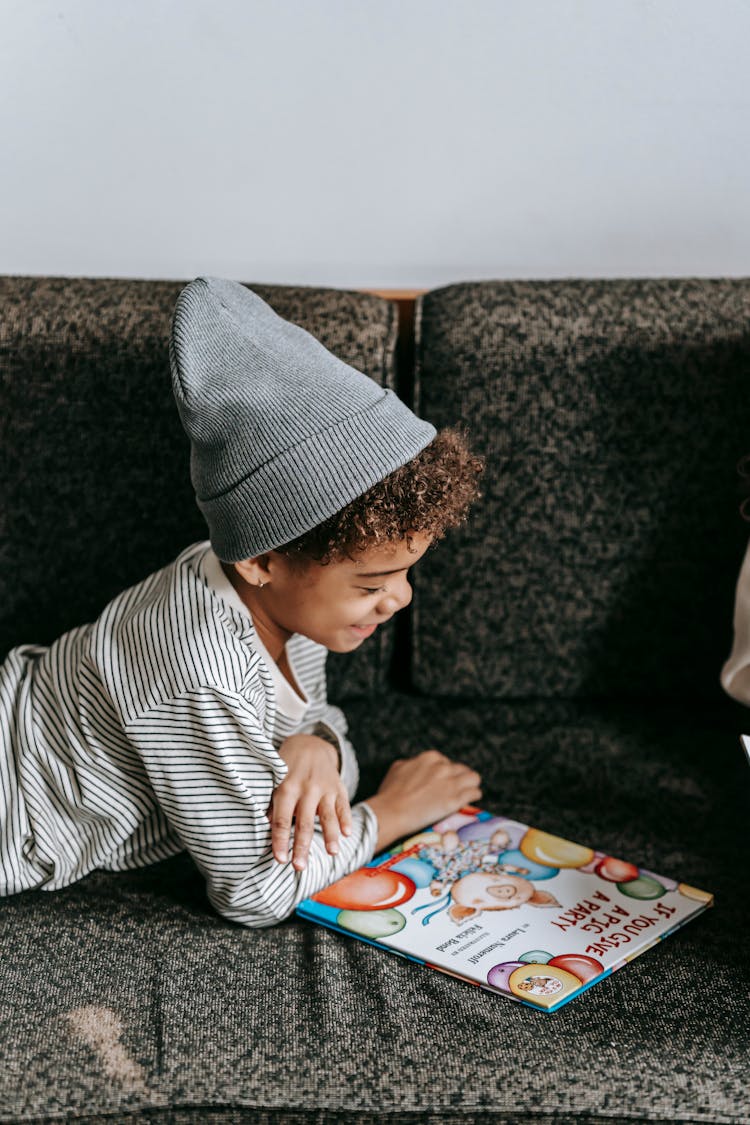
[678,883,714,904]
[509,964,582,1008]
[520,828,594,869]
[401,831,441,850]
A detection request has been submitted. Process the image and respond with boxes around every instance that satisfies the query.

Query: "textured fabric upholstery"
[1,276,748,1125]
[2,695,747,1123]
[0,276,397,698]
[412,279,750,699]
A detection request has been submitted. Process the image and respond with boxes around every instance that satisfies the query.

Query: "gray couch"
[1,275,749,1124]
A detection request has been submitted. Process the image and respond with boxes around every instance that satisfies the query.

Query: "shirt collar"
[199,544,310,719]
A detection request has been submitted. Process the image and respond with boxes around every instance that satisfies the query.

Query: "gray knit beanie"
[170,277,437,561]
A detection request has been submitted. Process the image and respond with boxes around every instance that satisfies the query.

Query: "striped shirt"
[0,541,378,926]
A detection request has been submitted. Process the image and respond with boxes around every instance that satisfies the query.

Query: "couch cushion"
[412,279,750,699]
[2,695,746,1123]
[0,276,398,699]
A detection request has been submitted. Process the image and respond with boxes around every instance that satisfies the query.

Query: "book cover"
[296,807,713,1012]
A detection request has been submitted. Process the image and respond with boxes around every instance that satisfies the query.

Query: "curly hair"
[274,426,485,566]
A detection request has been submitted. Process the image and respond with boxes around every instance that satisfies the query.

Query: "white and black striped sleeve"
[125,686,377,927]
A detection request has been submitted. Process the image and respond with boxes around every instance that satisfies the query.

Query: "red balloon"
[596,856,639,883]
[548,954,604,983]
[313,867,416,911]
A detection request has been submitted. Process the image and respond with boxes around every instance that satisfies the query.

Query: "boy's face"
[237,532,433,654]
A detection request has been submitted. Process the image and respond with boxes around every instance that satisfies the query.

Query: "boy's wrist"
[277,730,339,771]
[363,795,407,854]
[311,722,342,771]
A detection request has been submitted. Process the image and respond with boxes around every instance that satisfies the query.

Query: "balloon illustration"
[520,828,594,869]
[508,963,582,1002]
[400,831,441,850]
[313,867,416,911]
[518,950,552,964]
[678,883,713,903]
[433,812,478,833]
[617,873,665,900]
[486,961,526,991]
[579,851,606,874]
[458,817,524,850]
[494,951,605,999]
[498,848,559,881]
[595,856,639,883]
[391,857,436,887]
[336,908,406,939]
[642,869,678,892]
[548,954,604,983]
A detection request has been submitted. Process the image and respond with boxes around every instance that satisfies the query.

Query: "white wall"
[2,0,749,286]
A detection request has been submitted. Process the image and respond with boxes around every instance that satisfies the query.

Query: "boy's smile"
[224,532,433,662]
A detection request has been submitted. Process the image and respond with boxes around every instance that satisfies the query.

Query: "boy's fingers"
[318,794,341,855]
[269,789,297,863]
[270,785,350,869]
[291,797,318,871]
[271,819,293,863]
[335,792,353,837]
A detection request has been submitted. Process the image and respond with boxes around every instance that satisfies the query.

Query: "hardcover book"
[296,807,713,1012]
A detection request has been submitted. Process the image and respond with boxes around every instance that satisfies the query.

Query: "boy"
[0,277,484,927]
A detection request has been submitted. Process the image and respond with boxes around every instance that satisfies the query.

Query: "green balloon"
[337,908,406,939]
[618,874,665,900]
[519,950,552,964]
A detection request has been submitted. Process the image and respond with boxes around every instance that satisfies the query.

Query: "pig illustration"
[412,827,560,926]
[446,870,560,922]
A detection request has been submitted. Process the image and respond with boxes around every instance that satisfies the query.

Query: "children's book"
[296,807,713,1012]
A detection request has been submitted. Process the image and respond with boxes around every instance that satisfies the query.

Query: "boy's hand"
[268,733,353,871]
[365,749,482,855]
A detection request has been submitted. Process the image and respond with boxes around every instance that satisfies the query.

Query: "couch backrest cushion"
[0,277,398,699]
[412,279,750,700]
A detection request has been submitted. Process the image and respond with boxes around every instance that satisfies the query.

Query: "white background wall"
[3,0,749,287]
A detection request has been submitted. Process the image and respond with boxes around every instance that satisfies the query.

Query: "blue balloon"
[498,848,559,881]
[392,857,436,887]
